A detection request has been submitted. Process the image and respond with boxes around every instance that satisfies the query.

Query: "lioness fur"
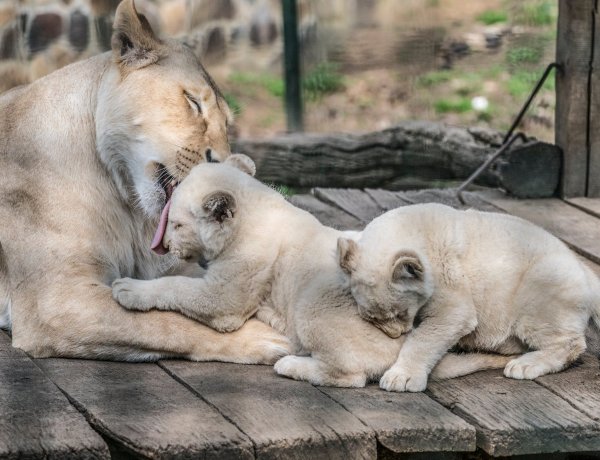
[339,203,600,391]
[112,159,514,387]
[0,0,289,363]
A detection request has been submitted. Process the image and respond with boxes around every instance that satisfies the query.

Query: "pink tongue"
[151,198,171,255]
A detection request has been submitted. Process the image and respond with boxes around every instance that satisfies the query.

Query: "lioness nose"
[206,149,219,163]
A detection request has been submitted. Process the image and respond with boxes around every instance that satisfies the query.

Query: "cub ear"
[111,0,163,70]
[337,237,358,274]
[199,191,236,224]
[392,251,424,283]
[224,154,256,177]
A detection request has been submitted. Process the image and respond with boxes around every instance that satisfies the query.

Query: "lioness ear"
[224,154,256,177]
[392,252,424,283]
[337,237,358,274]
[200,191,236,224]
[111,0,163,69]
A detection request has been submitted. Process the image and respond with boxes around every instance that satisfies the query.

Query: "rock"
[250,5,278,46]
[68,10,89,52]
[0,25,19,59]
[203,25,227,62]
[28,13,63,54]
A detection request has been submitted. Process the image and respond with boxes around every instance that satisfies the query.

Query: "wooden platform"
[2,188,600,459]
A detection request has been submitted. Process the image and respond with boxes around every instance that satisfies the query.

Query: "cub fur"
[0,0,289,363]
[339,203,600,392]
[113,158,514,387]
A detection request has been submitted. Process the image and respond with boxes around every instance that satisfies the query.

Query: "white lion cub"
[338,203,600,392]
[112,156,513,386]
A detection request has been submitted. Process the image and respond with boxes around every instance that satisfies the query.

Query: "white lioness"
[338,203,600,392]
[113,158,514,387]
[0,0,289,363]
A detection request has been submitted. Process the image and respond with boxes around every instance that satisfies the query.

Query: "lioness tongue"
[151,199,171,255]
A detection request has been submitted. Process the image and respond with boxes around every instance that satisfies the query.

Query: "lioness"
[112,158,513,387]
[0,0,289,363]
[339,203,600,392]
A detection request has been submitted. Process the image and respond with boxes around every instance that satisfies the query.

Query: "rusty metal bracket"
[456,62,563,204]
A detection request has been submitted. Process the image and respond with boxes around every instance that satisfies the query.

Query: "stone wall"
[0,0,316,94]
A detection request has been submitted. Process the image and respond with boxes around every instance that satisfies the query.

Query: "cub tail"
[431,352,517,380]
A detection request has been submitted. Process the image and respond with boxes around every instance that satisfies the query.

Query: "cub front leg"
[112,274,253,333]
[274,356,367,388]
[380,293,477,392]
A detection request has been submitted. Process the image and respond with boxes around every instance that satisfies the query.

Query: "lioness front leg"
[380,294,477,392]
[112,274,253,333]
[13,276,290,364]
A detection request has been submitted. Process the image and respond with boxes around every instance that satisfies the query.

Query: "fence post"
[282,0,303,132]
[555,0,595,197]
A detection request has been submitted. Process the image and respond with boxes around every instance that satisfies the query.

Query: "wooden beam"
[556,0,595,197]
[588,1,600,196]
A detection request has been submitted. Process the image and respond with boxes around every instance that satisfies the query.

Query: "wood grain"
[289,194,363,230]
[313,188,384,223]
[565,197,600,218]
[364,188,413,211]
[588,2,600,196]
[36,359,254,459]
[427,370,600,456]
[556,0,595,197]
[536,354,600,422]
[161,361,376,459]
[0,332,109,460]
[319,385,475,454]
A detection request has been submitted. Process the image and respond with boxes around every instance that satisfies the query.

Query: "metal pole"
[282,0,303,132]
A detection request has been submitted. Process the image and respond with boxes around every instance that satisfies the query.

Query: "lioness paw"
[380,366,428,392]
[111,278,152,311]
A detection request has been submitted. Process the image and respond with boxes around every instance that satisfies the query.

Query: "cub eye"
[184,91,202,115]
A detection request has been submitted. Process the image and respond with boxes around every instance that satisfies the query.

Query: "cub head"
[157,154,257,263]
[337,235,433,338]
[96,0,233,218]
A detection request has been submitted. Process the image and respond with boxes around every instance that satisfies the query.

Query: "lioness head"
[96,0,233,219]
[337,232,434,338]
[156,153,256,260]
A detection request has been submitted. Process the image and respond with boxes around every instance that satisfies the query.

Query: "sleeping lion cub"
[112,156,514,387]
[338,203,600,392]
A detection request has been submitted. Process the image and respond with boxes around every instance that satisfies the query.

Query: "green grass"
[506,46,544,66]
[512,0,555,26]
[303,63,344,100]
[223,93,242,115]
[477,9,508,25]
[417,70,453,87]
[229,72,285,98]
[507,69,555,98]
[434,97,472,114]
[273,185,296,197]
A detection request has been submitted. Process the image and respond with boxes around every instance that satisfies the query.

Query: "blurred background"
[0,0,557,141]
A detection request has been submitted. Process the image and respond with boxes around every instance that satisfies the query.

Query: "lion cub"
[339,203,600,392]
[112,157,513,387]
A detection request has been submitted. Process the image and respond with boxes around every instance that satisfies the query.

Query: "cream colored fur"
[113,161,513,387]
[0,0,289,363]
[339,203,600,391]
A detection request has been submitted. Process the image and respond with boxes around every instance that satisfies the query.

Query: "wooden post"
[555,0,595,197]
[282,0,303,132]
[588,1,600,196]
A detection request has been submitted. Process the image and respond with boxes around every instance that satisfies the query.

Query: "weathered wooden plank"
[556,0,595,197]
[313,188,384,223]
[161,361,376,459]
[319,386,475,454]
[589,4,600,197]
[536,354,600,422]
[36,359,254,459]
[565,197,600,218]
[0,332,109,460]
[289,194,363,230]
[483,197,600,264]
[364,188,412,211]
[400,188,504,212]
[427,370,600,456]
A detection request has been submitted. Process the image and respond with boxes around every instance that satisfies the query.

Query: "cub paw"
[274,355,308,379]
[111,278,151,311]
[504,358,550,380]
[379,366,428,392]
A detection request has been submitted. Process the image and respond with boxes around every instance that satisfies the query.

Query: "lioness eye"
[184,92,202,115]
